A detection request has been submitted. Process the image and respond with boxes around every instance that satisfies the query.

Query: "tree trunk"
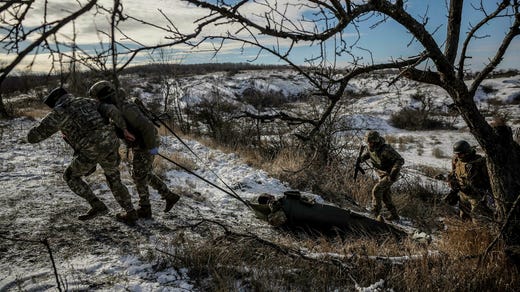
[487,137,520,246]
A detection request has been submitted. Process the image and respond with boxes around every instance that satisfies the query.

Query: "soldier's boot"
[376,214,385,223]
[370,205,381,218]
[386,208,400,221]
[78,199,109,221]
[164,191,180,213]
[116,210,138,225]
[385,212,400,221]
[136,205,152,219]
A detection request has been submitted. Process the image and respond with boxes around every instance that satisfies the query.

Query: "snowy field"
[1,70,519,290]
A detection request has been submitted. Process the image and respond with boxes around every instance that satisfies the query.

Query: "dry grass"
[154,151,198,177]
[16,107,50,119]
[148,218,518,291]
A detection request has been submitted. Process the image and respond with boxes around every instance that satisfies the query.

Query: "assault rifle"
[133,97,165,128]
[442,188,460,205]
[353,145,366,181]
[441,173,460,205]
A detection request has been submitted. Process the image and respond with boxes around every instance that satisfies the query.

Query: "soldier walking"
[27,87,138,224]
[446,140,494,223]
[358,130,404,221]
[88,81,180,220]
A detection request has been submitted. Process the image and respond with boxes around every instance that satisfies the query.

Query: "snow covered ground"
[0,115,294,291]
[1,70,519,290]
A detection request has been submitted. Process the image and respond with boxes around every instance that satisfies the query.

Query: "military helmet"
[258,193,275,205]
[43,87,68,108]
[365,130,382,144]
[88,80,115,101]
[453,140,471,154]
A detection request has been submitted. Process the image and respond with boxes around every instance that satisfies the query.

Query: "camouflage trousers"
[459,192,493,223]
[64,145,134,212]
[132,148,172,207]
[371,176,398,216]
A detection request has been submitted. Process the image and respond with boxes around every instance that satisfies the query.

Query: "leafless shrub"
[240,87,287,109]
[412,165,447,179]
[432,147,447,158]
[481,84,498,95]
[487,98,505,105]
[154,152,198,177]
[510,93,520,105]
[390,108,452,130]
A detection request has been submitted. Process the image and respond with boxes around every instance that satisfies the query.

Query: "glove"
[149,147,159,155]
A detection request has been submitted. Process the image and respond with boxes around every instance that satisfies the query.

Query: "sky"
[1,0,519,74]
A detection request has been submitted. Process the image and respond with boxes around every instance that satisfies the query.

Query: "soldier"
[446,140,493,223]
[249,191,405,238]
[27,87,138,224]
[358,130,404,221]
[88,80,180,219]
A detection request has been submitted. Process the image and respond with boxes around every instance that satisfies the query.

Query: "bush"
[240,87,287,109]
[390,108,452,130]
[481,84,497,94]
[510,92,520,104]
[432,147,447,158]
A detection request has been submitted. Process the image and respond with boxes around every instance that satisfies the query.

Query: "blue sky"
[1,0,518,73]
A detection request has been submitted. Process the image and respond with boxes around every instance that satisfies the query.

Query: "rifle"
[443,188,459,205]
[442,173,460,205]
[133,98,162,128]
[354,145,366,181]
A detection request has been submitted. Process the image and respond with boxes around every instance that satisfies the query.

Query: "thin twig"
[0,235,62,292]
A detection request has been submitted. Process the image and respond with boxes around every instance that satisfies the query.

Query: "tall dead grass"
[148,219,518,291]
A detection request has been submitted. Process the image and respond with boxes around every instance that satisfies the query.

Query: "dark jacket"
[98,99,159,150]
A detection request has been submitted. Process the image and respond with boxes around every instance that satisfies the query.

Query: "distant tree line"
[0,63,291,96]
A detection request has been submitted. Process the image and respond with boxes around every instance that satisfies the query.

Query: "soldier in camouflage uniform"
[358,130,404,221]
[447,140,493,223]
[89,81,180,220]
[27,87,138,223]
[249,191,405,238]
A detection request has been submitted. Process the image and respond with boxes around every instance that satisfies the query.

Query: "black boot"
[164,192,180,213]
[386,209,400,221]
[137,205,152,219]
[116,210,138,225]
[78,199,108,221]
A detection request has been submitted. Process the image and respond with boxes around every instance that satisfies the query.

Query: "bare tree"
[0,0,99,117]
[0,0,207,117]
[180,0,520,248]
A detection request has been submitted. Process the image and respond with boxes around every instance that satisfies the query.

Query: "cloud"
[2,0,518,73]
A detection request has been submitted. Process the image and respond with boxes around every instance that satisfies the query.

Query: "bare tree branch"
[469,1,520,95]
[458,0,511,79]
[445,0,464,64]
[0,0,98,84]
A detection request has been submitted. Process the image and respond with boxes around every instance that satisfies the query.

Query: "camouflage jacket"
[98,99,159,150]
[448,153,491,199]
[360,144,404,176]
[27,94,118,153]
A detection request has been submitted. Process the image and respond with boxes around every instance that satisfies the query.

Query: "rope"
[134,98,251,208]
[158,153,251,209]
